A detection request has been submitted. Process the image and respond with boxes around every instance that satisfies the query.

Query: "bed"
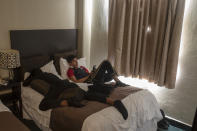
[21,84,161,131]
[10,29,162,131]
[0,100,30,131]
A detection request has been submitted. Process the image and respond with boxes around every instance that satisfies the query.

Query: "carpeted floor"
[158,125,185,131]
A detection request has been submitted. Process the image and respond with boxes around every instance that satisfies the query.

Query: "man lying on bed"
[66,55,169,128]
[66,55,128,87]
[23,69,128,120]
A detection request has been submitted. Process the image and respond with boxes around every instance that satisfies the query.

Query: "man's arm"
[69,75,89,83]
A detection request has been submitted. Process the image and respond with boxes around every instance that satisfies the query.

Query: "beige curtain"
[108,0,185,89]
[81,0,108,69]
[90,0,109,68]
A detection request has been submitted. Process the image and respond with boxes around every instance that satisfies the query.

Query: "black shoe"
[157,119,169,130]
[113,100,128,120]
[159,109,169,128]
[163,119,170,127]
[115,81,129,87]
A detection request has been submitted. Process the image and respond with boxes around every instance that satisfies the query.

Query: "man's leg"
[39,85,64,111]
[87,60,117,83]
[39,88,84,110]
[85,91,128,120]
[87,60,128,86]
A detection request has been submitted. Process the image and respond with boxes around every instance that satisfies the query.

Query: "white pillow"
[40,60,62,79]
[78,57,87,67]
[24,72,30,80]
[60,57,87,79]
[60,58,69,79]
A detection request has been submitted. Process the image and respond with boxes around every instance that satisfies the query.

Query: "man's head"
[66,55,78,68]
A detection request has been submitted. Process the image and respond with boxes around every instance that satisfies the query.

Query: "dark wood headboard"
[10,29,77,58]
[10,29,78,81]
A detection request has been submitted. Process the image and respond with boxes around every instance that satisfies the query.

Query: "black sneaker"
[157,119,169,130]
[115,81,129,87]
[163,119,170,127]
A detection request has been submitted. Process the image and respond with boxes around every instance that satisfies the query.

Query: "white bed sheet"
[82,89,162,131]
[21,85,51,131]
[0,100,10,112]
[21,84,162,131]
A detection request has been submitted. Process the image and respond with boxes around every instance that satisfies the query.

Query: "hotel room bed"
[10,29,162,131]
[21,83,162,131]
[0,100,30,131]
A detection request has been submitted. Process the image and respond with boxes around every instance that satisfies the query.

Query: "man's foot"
[159,109,169,128]
[115,81,129,87]
[113,100,128,120]
[60,100,69,106]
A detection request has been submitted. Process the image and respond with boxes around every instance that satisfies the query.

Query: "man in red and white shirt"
[66,55,128,86]
[67,63,90,83]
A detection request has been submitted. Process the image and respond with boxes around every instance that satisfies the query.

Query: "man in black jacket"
[23,69,128,120]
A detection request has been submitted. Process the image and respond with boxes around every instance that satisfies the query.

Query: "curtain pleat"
[165,0,185,88]
[108,0,185,89]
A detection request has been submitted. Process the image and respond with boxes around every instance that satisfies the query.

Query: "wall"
[0,0,76,77]
[0,0,76,49]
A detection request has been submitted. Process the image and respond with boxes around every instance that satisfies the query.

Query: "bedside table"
[0,81,22,118]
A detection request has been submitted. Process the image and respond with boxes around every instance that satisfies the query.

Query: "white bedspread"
[82,89,162,131]
[21,85,51,130]
[0,100,10,112]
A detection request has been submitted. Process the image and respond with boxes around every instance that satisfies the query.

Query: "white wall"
[0,0,76,77]
[0,0,76,49]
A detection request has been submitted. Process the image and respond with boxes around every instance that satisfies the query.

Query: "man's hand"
[60,100,68,106]
[69,75,89,83]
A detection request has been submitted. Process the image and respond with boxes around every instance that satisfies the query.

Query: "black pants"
[86,60,116,84]
[40,85,109,111]
[39,85,66,111]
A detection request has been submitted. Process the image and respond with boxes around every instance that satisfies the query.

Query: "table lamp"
[0,49,20,80]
